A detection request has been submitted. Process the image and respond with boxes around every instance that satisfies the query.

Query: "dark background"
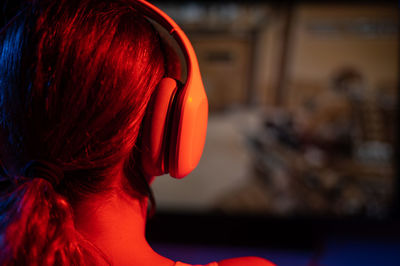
[147,0,399,265]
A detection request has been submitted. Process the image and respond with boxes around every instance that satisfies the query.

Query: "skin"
[72,165,275,266]
[73,175,275,266]
[74,167,174,266]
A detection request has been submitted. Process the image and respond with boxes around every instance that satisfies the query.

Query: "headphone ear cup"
[141,78,178,177]
[168,79,208,178]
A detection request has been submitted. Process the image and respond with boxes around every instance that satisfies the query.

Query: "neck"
[74,185,173,266]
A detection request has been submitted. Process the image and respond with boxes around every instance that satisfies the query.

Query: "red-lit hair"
[0,0,165,264]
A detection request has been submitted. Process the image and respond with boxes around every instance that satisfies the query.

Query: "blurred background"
[148,0,399,265]
[2,0,397,265]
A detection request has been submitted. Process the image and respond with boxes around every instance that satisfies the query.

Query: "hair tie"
[23,160,64,186]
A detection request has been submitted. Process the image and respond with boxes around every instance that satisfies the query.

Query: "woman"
[0,0,274,265]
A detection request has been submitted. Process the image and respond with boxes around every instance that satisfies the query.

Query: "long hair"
[0,0,165,264]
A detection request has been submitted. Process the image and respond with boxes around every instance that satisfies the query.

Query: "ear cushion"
[168,77,208,178]
[141,77,177,177]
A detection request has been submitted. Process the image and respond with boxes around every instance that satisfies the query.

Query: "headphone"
[136,0,208,179]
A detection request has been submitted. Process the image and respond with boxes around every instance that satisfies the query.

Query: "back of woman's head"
[0,0,165,264]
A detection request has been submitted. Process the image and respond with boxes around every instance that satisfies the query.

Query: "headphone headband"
[135,0,201,89]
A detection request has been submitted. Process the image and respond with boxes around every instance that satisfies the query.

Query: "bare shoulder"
[218,256,276,266]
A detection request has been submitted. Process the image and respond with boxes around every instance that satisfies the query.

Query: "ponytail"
[0,176,106,265]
